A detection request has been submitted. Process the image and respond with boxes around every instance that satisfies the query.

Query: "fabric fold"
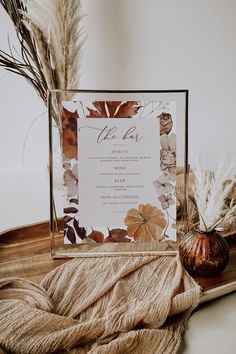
[0,255,201,354]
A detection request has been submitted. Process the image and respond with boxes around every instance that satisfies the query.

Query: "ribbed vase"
[179,228,229,277]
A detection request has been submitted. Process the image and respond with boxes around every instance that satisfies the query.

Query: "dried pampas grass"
[193,153,236,232]
[22,0,84,91]
[0,0,84,126]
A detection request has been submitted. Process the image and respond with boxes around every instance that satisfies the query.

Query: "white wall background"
[1,0,236,228]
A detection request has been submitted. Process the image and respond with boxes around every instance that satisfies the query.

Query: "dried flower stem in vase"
[180,154,236,276]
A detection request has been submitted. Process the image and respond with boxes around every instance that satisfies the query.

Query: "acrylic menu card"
[62,98,177,244]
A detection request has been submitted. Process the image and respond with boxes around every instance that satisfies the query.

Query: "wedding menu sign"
[78,118,160,226]
[61,96,178,245]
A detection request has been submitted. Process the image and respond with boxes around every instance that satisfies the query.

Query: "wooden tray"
[0,221,236,304]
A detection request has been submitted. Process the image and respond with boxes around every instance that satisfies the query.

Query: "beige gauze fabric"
[0,254,201,354]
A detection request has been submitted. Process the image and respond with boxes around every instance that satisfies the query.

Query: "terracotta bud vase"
[179,228,229,277]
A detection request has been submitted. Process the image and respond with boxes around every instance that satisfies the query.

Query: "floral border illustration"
[62,101,176,244]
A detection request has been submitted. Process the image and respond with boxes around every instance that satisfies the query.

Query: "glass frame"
[48,89,189,258]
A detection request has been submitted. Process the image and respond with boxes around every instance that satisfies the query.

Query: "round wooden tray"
[0,221,235,304]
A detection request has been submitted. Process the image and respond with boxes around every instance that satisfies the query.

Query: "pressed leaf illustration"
[73,220,86,240]
[64,215,73,223]
[105,228,131,243]
[66,226,76,243]
[86,101,141,118]
[88,229,105,243]
[64,207,78,214]
[64,219,86,242]
[69,198,79,204]
[159,112,173,135]
[62,108,79,160]
[124,204,167,242]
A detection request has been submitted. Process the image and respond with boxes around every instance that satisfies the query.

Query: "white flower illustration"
[63,163,78,197]
[153,175,174,196]
[160,133,176,181]
[158,193,175,210]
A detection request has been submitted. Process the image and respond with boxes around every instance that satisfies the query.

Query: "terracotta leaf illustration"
[124,204,167,242]
[86,101,141,118]
[62,108,79,160]
[105,228,131,243]
[88,229,105,243]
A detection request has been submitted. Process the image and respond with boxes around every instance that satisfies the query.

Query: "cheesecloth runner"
[0,253,201,354]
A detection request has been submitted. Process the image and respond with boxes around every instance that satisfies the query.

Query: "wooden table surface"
[0,221,236,303]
